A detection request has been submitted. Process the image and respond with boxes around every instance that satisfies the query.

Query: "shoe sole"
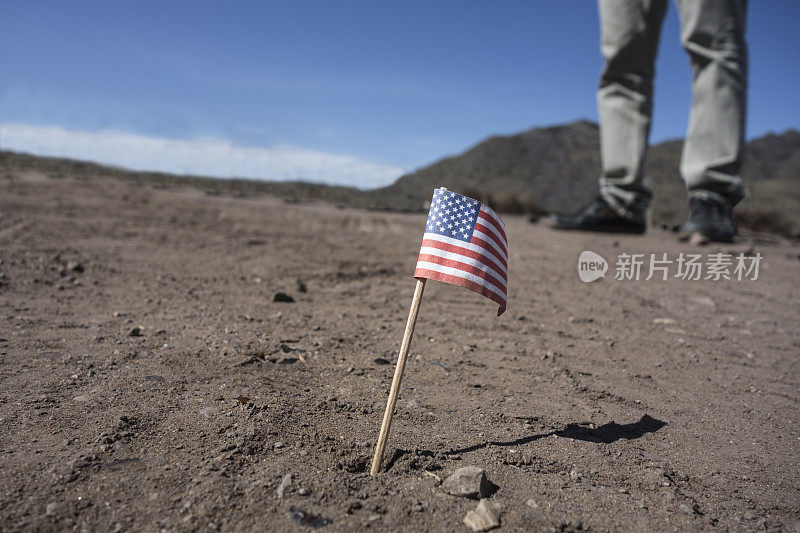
[677,230,734,244]
[550,224,646,235]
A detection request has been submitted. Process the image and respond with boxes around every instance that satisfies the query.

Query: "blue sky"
[2,1,799,188]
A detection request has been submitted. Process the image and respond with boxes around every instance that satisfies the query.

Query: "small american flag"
[414,188,508,316]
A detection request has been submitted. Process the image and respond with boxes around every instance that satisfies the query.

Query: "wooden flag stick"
[370,278,426,476]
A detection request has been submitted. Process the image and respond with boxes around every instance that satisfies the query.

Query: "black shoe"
[678,196,737,244]
[550,197,646,234]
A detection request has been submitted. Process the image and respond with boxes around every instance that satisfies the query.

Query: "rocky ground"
[1,170,799,532]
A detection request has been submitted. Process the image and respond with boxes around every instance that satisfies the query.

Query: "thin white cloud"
[0,123,404,189]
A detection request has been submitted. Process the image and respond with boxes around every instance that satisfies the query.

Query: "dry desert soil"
[1,171,799,532]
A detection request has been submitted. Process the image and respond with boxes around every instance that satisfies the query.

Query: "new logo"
[578,251,608,282]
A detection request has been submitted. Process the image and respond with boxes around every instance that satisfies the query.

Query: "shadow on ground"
[447,414,666,454]
[555,415,667,444]
[386,414,667,468]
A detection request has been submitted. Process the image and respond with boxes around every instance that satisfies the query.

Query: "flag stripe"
[478,211,507,249]
[480,204,506,229]
[474,222,507,257]
[417,253,507,291]
[478,208,507,243]
[419,240,507,280]
[413,263,506,300]
[422,233,507,274]
[413,267,506,314]
[471,231,508,267]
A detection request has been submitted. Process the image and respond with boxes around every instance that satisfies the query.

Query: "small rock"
[128,327,143,337]
[442,466,492,499]
[463,499,501,532]
[569,467,580,481]
[276,474,292,499]
[273,292,295,303]
[288,506,330,528]
[345,501,362,514]
[525,499,539,509]
[296,279,308,293]
[67,261,84,273]
[46,501,67,516]
[298,488,308,496]
[373,357,390,365]
[679,503,696,515]
[689,296,716,309]
[274,441,284,449]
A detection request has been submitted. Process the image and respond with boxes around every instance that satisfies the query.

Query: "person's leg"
[676,0,747,206]
[598,0,668,220]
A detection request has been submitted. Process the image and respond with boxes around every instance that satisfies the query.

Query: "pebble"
[525,499,539,509]
[296,279,308,293]
[276,474,292,499]
[128,327,143,337]
[46,502,67,516]
[442,466,492,499]
[463,499,501,532]
[273,292,295,303]
[274,441,284,449]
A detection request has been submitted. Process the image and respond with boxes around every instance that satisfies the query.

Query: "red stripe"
[478,209,507,243]
[414,268,506,316]
[420,239,507,281]
[417,254,507,291]
[470,234,507,268]
[474,222,507,257]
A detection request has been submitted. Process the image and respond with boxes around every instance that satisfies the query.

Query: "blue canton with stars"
[424,189,481,242]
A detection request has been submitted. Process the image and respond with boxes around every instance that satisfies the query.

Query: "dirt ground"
[1,171,799,532]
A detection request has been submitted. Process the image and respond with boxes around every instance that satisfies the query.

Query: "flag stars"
[425,189,481,242]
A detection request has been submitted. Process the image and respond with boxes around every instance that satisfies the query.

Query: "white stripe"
[474,219,507,254]
[415,261,506,300]
[480,205,506,232]
[418,246,507,288]
[422,233,507,274]
[478,205,508,242]
[472,228,508,263]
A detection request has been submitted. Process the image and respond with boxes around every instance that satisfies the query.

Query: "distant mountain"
[370,121,800,236]
[3,121,799,236]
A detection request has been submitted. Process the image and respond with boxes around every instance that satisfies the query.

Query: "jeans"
[597,0,748,219]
